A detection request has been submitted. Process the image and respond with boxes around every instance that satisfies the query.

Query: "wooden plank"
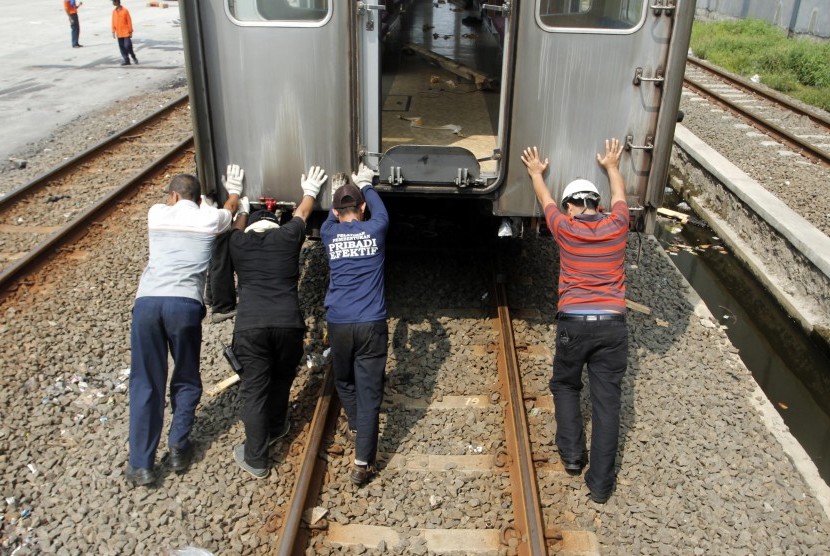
[206,373,239,396]
[625,299,652,315]
[657,207,690,223]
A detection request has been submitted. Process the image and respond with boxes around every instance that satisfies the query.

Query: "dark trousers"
[69,14,80,47]
[117,37,137,63]
[206,230,236,313]
[233,327,304,468]
[550,318,628,497]
[129,296,206,469]
[329,320,388,466]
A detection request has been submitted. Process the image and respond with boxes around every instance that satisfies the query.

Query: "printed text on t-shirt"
[328,232,378,260]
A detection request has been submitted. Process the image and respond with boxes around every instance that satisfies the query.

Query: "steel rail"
[494,271,548,556]
[275,366,339,556]
[0,137,193,294]
[683,74,830,168]
[686,56,830,130]
[0,93,189,211]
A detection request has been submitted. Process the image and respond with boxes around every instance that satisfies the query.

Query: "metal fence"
[695,0,829,39]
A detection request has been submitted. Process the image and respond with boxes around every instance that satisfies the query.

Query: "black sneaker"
[121,60,130,66]
[350,463,375,486]
[132,57,139,64]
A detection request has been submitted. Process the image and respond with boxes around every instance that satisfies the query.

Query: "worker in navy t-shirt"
[321,165,389,486]
[521,140,629,505]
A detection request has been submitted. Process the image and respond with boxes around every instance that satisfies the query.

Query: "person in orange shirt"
[112,0,138,66]
[63,0,83,48]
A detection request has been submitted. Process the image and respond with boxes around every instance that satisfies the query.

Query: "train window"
[227,0,329,23]
[537,0,646,32]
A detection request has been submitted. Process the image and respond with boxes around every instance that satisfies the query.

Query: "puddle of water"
[654,199,830,483]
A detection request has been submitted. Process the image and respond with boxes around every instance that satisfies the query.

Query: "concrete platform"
[671,124,830,342]
[1,0,185,163]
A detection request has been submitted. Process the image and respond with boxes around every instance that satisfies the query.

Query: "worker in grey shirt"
[126,169,243,486]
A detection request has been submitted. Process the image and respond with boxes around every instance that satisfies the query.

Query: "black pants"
[233,327,304,468]
[550,318,627,497]
[329,320,388,466]
[206,230,236,313]
[69,14,80,47]
[117,37,137,63]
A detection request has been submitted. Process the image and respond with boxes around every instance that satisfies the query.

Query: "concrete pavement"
[0,0,185,163]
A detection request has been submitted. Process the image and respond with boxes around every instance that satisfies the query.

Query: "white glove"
[301,165,327,198]
[238,196,250,215]
[351,163,374,190]
[200,194,218,208]
[223,164,244,197]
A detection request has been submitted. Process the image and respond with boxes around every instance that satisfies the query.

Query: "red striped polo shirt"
[545,200,629,313]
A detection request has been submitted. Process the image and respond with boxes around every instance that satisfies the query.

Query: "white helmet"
[561,179,600,209]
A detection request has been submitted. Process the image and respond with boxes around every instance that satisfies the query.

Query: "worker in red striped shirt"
[521,139,629,504]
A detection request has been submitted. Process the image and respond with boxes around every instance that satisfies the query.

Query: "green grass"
[691,19,830,112]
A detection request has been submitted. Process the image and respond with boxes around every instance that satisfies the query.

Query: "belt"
[556,312,625,322]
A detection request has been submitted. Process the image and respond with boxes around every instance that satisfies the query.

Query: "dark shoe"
[233,445,268,479]
[268,419,291,447]
[169,443,194,473]
[588,489,611,504]
[121,60,130,66]
[210,309,236,324]
[563,459,585,476]
[125,464,155,487]
[73,44,83,48]
[350,463,375,486]
[132,57,139,64]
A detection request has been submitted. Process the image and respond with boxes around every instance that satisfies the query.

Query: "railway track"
[0,95,193,294]
[273,249,597,555]
[683,56,830,167]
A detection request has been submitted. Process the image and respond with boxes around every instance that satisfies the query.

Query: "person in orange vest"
[63,0,83,48]
[112,0,138,66]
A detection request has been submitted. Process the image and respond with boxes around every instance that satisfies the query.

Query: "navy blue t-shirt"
[321,187,389,324]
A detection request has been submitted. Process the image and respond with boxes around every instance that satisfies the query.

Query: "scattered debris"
[399,115,465,137]
[303,506,328,525]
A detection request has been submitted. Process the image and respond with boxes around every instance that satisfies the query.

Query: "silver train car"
[180,0,695,234]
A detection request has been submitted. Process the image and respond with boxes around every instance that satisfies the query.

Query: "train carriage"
[180,0,694,234]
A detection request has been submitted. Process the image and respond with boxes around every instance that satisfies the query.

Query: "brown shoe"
[350,463,375,486]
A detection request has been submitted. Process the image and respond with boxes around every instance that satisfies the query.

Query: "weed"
[691,19,830,112]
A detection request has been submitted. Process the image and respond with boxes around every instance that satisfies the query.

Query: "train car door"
[357,1,514,192]
[180,1,351,207]
[497,0,683,219]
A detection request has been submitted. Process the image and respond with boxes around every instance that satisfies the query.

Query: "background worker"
[521,140,629,504]
[64,0,83,48]
[112,0,138,65]
[127,169,243,486]
[322,165,390,486]
[222,166,327,479]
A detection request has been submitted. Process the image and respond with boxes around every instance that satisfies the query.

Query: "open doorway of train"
[370,0,507,184]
